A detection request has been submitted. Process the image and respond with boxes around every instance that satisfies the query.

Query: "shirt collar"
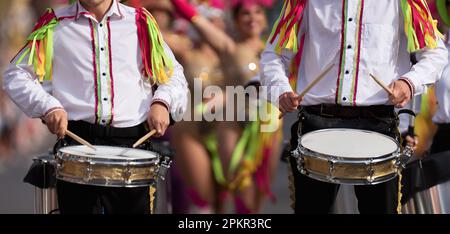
[75,0,123,21]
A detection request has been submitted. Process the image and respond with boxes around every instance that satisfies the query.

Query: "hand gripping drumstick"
[369,74,394,96]
[40,118,96,150]
[132,129,158,148]
[66,130,97,151]
[279,63,335,119]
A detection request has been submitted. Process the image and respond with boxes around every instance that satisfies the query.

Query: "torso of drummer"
[261,0,448,214]
[2,0,188,214]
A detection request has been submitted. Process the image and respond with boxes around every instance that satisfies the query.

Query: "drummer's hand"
[388,79,412,108]
[148,102,170,137]
[43,108,68,139]
[278,92,302,114]
[405,135,419,152]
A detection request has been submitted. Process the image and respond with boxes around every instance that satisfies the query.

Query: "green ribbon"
[17,17,58,82]
[205,134,227,185]
[146,13,173,84]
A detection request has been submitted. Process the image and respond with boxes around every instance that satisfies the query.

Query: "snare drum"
[292,129,402,185]
[56,145,160,187]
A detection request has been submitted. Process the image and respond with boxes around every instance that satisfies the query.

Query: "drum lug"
[366,159,375,184]
[327,159,336,182]
[291,147,300,159]
[398,147,412,169]
[157,155,172,181]
[123,164,132,185]
[295,155,307,175]
[84,160,94,183]
[55,155,63,170]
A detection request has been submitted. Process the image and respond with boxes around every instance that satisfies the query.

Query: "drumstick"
[66,130,96,150]
[279,63,335,119]
[132,129,157,148]
[370,74,394,96]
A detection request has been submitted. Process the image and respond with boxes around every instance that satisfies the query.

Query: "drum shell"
[55,146,160,187]
[298,150,400,185]
[294,129,401,185]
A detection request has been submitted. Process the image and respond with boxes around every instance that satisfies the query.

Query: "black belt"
[437,123,450,132]
[302,104,395,119]
[68,121,148,138]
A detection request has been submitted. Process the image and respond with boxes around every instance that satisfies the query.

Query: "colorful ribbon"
[136,7,173,84]
[16,9,58,83]
[401,0,442,52]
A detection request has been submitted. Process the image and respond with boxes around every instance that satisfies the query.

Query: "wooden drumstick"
[66,130,96,150]
[370,74,394,96]
[279,63,335,119]
[132,129,157,148]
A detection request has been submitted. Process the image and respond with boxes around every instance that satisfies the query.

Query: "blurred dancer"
[166,0,229,214]
[170,0,282,213]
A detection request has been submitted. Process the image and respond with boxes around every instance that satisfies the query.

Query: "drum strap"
[436,123,450,132]
[287,159,296,211]
[397,173,403,214]
[303,104,395,119]
[395,124,404,214]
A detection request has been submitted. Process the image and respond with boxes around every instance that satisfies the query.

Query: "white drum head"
[59,145,158,160]
[300,129,398,158]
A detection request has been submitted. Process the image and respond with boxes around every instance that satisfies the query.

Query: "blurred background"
[0,0,440,214]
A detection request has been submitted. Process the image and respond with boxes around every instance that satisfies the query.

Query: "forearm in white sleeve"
[401,37,449,95]
[152,43,189,120]
[260,40,295,105]
[2,50,63,118]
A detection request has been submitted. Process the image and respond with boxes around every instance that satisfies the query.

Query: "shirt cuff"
[152,92,172,111]
[151,99,170,111]
[400,72,425,95]
[269,85,294,106]
[398,78,415,99]
[41,107,65,123]
[40,97,65,118]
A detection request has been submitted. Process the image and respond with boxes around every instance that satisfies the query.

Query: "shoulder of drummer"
[260,35,296,106]
[151,42,189,122]
[2,8,64,119]
[399,30,448,96]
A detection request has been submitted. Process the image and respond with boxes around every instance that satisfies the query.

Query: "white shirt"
[261,0,448,106]
[433,37,450,124]
[2,1,188,128]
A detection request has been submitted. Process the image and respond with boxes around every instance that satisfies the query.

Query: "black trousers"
[55,121,151,214]
[430,124,450,154]
[288,106,400,214]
